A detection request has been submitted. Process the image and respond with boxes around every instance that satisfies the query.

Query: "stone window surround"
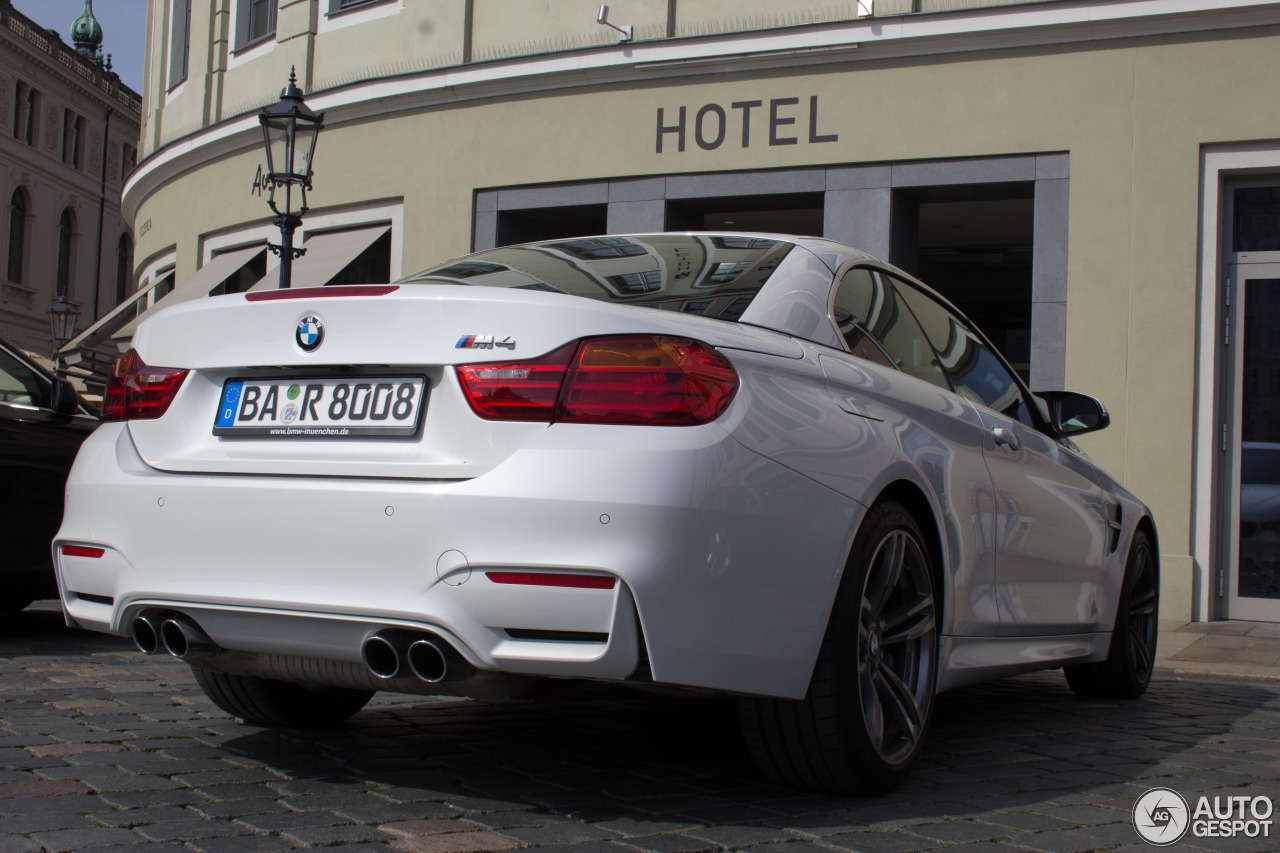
[474,153,1069,391]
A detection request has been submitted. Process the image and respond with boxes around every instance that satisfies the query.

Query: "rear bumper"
[56,422,859,699]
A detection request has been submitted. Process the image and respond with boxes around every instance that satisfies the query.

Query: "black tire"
[1064,529,1158,699]
[191,667,374,727]
[739,500,938,794]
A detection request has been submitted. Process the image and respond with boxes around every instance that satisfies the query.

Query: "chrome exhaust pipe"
[407,638,448,683]
[131,615,160,654]
[361,634,402,679]
[159,618,219,660]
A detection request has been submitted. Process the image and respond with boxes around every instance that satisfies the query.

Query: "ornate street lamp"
[258,67,323,288]
[46,293,80,369]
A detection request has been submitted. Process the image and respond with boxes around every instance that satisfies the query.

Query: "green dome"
[71,0,103,57]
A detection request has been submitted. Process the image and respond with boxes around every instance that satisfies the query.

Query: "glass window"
[237,0,276,48]
[168,0,191,89]
[56,209,75,299]
[13,82,36,146]
[400,234,793,324]
[432,261,508,279]
[893,278,1035,426]
[115,234,133,305]
[62,113,83,169]
[7,189,26,284]
[1234,187,1280,252]
[329,0,390,11]
[543,237,648,260]
[832,267,947,387]
[700,261,752,287]
[0,347,50,408]
[605,270,662,295]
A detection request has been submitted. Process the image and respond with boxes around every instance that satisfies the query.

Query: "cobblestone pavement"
[3,605,1279,853]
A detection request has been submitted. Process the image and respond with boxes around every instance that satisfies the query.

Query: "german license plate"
[213,377,427,437]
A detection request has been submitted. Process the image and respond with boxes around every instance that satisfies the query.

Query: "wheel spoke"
[1129,586,1157,617]
[1129,627,1153,676]
[866,533,906,617]
[874,661,923,745]
[859,665,884,748]
[880,594,936,645]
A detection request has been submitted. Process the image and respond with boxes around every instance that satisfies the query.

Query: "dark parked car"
[0,336,98,612]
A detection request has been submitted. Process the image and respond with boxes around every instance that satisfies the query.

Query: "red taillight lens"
[102,349,188,422]
[456,335,738,426]
[455,343,576,421]
[558,336,738,425]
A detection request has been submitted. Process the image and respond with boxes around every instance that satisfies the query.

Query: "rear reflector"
[457,335,738,426]
[102,350,188,422]
[245,285,399,301]
[486,572,616,590]
[61,545,105,558]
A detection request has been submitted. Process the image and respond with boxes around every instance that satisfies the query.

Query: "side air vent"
[1107,503,1123,554]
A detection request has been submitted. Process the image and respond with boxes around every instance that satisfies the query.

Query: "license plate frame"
[213,375,428,438]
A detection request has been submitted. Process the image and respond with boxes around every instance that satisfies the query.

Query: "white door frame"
[1195,146,1280,622]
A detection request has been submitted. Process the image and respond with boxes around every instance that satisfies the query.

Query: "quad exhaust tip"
[361,630,470,684]
[407,638,447,683]
[159,617,219,660]
[131,615,160,655]
[361,635,402,679]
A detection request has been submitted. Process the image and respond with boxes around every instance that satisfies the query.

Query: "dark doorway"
[897,186,1035,380]
[496,204,608,247]
[665,193,824,236]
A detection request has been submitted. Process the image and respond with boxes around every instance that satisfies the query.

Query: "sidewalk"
[1156,619,1280,682]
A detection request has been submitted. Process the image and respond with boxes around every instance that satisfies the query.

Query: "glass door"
[1225,261,1280,621]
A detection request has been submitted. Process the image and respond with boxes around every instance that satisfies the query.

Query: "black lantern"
[258,67,323,288]
[46,293,80,366]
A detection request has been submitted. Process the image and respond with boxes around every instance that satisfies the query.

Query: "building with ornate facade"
[103,0,1280,626]
[0,0,141,358]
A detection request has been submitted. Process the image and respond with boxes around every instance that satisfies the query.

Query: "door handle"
[993,427,1020,451]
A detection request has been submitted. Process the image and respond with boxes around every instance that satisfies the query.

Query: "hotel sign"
[656,96,838,153]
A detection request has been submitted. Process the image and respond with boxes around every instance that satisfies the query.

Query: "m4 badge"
[455,335,516,350]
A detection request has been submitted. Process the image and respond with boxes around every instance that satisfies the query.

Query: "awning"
[60,275,166,355]
[246,225,389,292]
[113,244,266,339]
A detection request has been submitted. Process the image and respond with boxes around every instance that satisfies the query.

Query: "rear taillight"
[455,343,577,421]
[456,335,738,426]
[102,349,188,422]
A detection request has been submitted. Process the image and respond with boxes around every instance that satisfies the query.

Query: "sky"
[17,1,149,93]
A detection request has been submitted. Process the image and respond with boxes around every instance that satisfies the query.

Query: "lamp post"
[46,293,80,373]
[258,67,323,289]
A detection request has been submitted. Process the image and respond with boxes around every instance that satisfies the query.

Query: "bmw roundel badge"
[296,316,324,352]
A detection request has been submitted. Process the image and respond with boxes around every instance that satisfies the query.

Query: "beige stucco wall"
[127,13,1280,623]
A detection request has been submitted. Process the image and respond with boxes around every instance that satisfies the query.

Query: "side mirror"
[51,377,79,415]
[1036,391,1110,438]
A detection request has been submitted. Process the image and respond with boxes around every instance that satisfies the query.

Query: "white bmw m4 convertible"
[55,234,1158,793]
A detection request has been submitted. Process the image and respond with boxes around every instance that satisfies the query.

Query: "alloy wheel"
[857,529,937,765]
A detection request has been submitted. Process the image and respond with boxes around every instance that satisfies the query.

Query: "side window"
[893,278,1035,427]
[0,349,51,408]
[832,267,950,390]
[236,0,277,49]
